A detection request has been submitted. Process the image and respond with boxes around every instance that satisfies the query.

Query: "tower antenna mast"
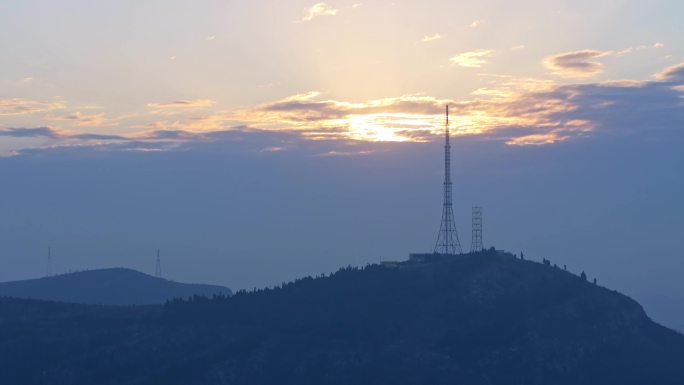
[46,247,52,277]
[434,105,463,255]
[155,249,162,278]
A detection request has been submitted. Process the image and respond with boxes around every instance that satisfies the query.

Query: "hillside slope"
[0,251,682,385]
[0,268,231,305]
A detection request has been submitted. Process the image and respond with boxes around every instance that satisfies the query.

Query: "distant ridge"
[0,268,231,305]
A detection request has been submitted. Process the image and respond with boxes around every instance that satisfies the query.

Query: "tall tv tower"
[155,249,162,278]
[470,206,484,252]
[46,246,53,277]
[434,105,463,255]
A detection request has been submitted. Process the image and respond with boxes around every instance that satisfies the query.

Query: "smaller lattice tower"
[46,247,53,277]
[155,249,162,278]
[470,206,484,253]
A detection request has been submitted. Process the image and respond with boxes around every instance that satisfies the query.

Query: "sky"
[0,1,683,329]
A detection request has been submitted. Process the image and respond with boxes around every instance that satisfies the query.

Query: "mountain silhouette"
[0,250,682,384]
[0,268,231,305]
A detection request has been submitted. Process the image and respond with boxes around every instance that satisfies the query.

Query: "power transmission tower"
[434,105,463,255]
[155,249,162,278]
[470,206,484,252]
[46,247,53,277]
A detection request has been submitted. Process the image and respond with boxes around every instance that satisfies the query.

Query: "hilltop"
[0,268,232,305]
[0,250,682,385]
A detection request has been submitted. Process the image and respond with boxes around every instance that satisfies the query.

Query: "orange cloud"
[47,112,106,127]
[506,133,570,146]
[147,99,216,115]
[0,98,65,116]
[655,62,684,82]
[450,50,494,68]
[9,61,683,156]
[228,87,589,144]
[469,19,485,28]
[543,50,609,78]
[422,34,442,43]
[301,3,337,22]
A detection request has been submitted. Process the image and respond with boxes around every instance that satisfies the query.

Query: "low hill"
[0,250,683,385]
[0,268,231,305]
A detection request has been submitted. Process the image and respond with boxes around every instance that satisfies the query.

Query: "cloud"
[301,3,337,22]
[70,133,127,140]
[422,34,442,43]
[0,127,128,141]
[613,43,663,57]
[231,62,684,145]
[147,99,216,115]
[506,133,569,146]
[351,3,362,9]
[47,112,106,127]
[4,63,683,156]
[543,50,610,78]
[0,98,65,116]
[539,81,684,138]
[134,112,232,133]
[545,45,670,78]
[470,19,485,28]
[232,91,542,142]
[316,149,376,157]
[137,129,200,140]
[449,50,494,68]
[0,126,166,156]
[261,146,286,153]
[655,62,684,82]
[0,127,61,138]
